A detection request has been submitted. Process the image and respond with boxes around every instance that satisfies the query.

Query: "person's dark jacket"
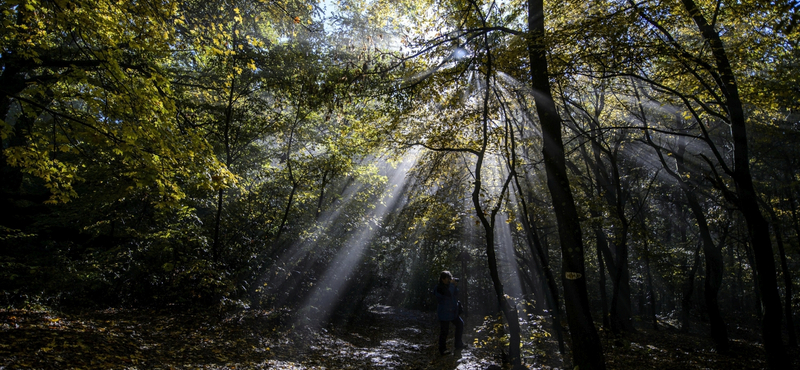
[434,282,459,321]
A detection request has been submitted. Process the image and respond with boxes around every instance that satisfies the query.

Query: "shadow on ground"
[0,305,503,369]
[2,307,795,369]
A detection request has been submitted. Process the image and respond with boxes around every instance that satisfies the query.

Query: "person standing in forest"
[434,270,465,355]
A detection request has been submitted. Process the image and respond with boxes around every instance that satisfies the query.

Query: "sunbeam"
[297,150,420,328]
[262,179,368,309]
[489,155,524,301]
[496,210,524,299]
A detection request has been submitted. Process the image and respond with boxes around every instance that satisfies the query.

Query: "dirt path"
[288,305,499,370]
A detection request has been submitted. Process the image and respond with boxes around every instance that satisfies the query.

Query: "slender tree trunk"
[643,243,658,330]
[785,193,800,346]
[474,36,522,367]
[596,227,610,329]
[681,242,701,333]
[635,77,728,343]
[585,118,633,333]
[729,240,739,310]
[736,186,786,367]
[678,0,787,365]
[580,139,611,331]
[607,148,635,333]
[767,205,798,347]
[528,0,605,367]
[743,240,763,318]
[672,146,729,350]
[212,74,236,261]
[609,227,635,333]
[474,173,521,368]
[512,173,566,355]
[274,119,301,245]
[573,106,631,335]
[212,188,225,261]
[576,148,612,333]
[274,182,297,244]
[315,171,329,220]
[460,251,470,317]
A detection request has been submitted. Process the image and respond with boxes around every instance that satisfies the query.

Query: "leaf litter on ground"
[0,305,501,369]
[1,307,797,369]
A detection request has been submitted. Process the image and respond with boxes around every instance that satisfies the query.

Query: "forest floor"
[0,305,797,369]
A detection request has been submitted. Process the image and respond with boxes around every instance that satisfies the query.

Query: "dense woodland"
[1,0,799,369]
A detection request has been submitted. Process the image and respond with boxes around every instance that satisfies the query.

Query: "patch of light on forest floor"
[260,360,320,369]
[298,150,420,328]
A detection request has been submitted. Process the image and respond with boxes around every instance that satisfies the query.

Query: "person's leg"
[454,317,465,349]
[439,320,450,354]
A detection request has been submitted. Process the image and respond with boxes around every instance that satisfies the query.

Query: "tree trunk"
[643,243,658,330]
[729,241,740,310]
[474,36,522,367]
[212,188,225,262]
[609,233,635,333]
[681,234,701,333]
[678,0,788,365]
[212,74,237,261]
[473,172,522,368]
[595,227,610,329]
[767,204,798,347]
[742,239,764,318]
[460,252,470,317]
[528,0,605,368]
[607,148,635,334]
[512,174,566,355]
[315,170,329,220]
[734,177,786,368]
[785,193,800,346]
[674,145,729,350]
[585,115,633,334]
[581,143,611,330]
[274,182,297,245]
[274,120,301,245]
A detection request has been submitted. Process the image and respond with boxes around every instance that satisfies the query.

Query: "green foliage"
[0,0,404,308]
[471,302,553,363]
[472,313,510,353]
